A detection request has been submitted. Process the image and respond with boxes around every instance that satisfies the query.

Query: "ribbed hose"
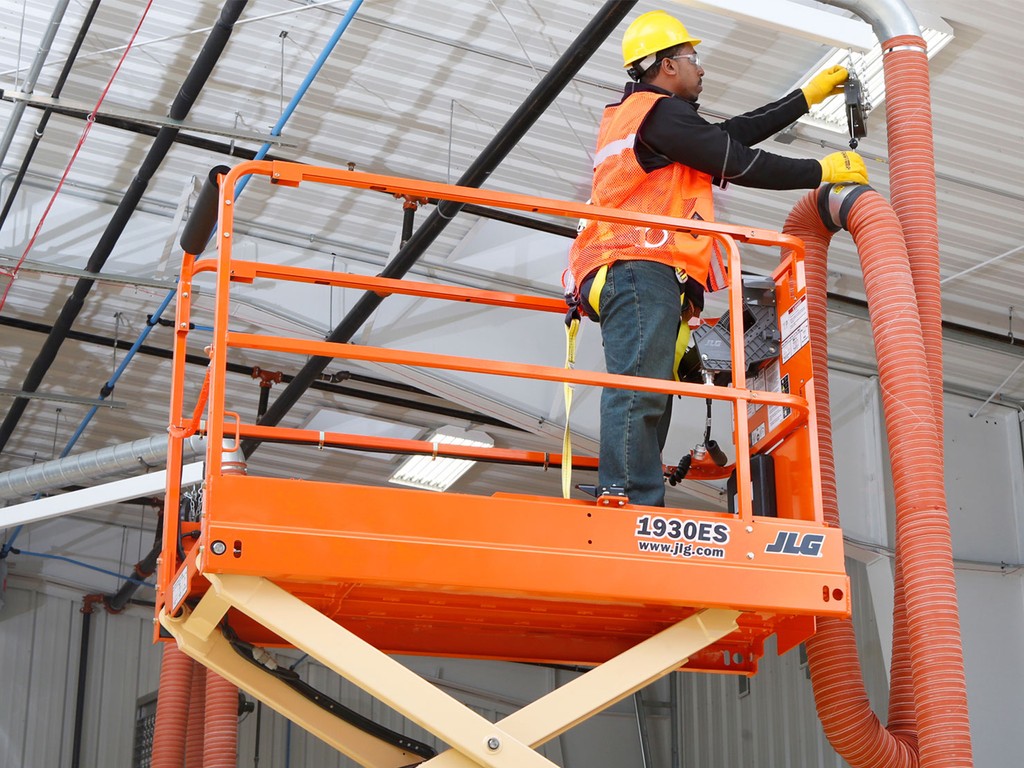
[884,37,971,768]
[785,185,972,766]
[870,35,946,759]
[150,643,192,768]
[884,38,945,432]
[203,670,239,768]
[786,191,917,767]
[879,40,952,742]
[184,663,206,768]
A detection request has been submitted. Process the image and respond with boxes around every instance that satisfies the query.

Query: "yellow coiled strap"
[562,315,580,499]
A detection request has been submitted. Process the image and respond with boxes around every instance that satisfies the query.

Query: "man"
[568,9,868,507]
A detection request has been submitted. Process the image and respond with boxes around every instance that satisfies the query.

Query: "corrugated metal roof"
[1,0,1022,550]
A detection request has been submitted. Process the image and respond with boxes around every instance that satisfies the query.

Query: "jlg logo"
[764,530,825,557]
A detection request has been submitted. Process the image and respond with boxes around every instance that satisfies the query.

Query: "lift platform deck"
[156,161,849,767]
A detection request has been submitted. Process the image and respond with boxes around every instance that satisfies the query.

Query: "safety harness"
[560,264,695,499]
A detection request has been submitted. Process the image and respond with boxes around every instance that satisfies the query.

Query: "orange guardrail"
[156,161,846,675]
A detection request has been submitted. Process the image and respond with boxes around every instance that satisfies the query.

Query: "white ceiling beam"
[1,463,203,528]
[668,0,876,51]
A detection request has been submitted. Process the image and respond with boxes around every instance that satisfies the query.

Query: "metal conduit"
[0,0,72,167]
[0,433,206,502]
[0,0,251,455]
[0,0,103,233]
[241,0,639,458]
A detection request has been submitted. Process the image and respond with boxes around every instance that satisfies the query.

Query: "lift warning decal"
[780,296,810,364]
[634,514,729,560]
[172,565,189,609]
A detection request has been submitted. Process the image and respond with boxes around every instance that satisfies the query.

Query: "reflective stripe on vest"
[569,91,727,292]
[592,134,637,168]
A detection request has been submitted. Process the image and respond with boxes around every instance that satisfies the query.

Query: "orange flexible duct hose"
[786,190,916,766]
[184,662,206,768]
[881,42,959,757]
[883,37,945,431]
[887,560,917,745]
[785,185,973,766]
[203,670,240,768]
[886,47,971,764]
[150,643,192,768]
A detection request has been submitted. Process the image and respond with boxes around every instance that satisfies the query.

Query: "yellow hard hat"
[622,10,701,69]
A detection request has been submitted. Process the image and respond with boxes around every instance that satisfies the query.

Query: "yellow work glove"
[803,65,848,107]
[819,151,869,185]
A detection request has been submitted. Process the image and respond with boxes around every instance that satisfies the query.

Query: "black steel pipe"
[69,607,92,768]
[457,202,576,239]
[0,0,251,454]
[257,384,270,420]
[0,0,102,235]
[0,314,524,429]
[400,204,416,248]
[243,0,638,457]
[104,514,162,613]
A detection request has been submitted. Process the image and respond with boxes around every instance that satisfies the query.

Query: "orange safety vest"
[569,91,726,292]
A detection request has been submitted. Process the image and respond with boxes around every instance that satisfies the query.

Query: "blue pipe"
[2,1,367,561]
[63,286,178,454]
[14,549,155,587]
[234,0,365,198]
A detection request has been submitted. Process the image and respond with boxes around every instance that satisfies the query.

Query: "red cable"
[0,0,156,312]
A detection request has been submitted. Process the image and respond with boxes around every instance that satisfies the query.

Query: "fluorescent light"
[792,17,954,135]
[389,427,493,492]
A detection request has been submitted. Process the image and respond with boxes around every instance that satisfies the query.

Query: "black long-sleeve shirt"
[627,82,823,190]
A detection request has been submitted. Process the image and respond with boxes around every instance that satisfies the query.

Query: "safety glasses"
[667,53,700,68]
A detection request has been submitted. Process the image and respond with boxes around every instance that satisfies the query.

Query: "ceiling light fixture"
[792,15,954,135]
[389,426,493,492]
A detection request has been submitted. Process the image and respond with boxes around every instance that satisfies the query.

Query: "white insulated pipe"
[0,434,206,502]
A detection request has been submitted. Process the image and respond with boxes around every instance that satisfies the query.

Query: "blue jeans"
[596,260,681,506]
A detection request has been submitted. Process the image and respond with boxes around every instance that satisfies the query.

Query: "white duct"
[823,0,920,42]
[0,434,206,502]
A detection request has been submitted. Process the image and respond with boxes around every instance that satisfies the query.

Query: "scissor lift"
[156,161,850,767]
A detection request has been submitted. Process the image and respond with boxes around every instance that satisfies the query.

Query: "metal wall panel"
[956,570,1024,766]
[679,558,887,768]
[0,590,163,768]
[830,370,891,545]
[0,588,76,768]
[944,394,1024,563]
